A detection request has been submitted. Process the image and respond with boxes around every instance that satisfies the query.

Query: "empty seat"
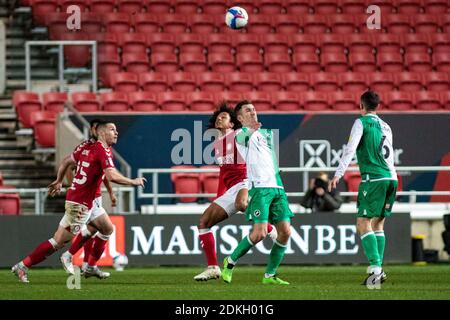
[385,14,411,34]
[256,0,284,14]
[440,15,450,33]
[129,92,158,112]
[89,0,116,13]
[45,13,69,39]
[197,72,227,92]
[174,0,199,13]
[424,0,449,13]
[413,14,440,33]
[245,14,273,34]
[199,165,220,201]
[169,72,197,92]
[208,52,236,73]
[284,0,310,14]
[405,53,432,72]
[103,13,131,33]
[370,0,395,14]
[368,72,396,92]
[59,33,91,68]
[158,92,188,111]
[273,92,301,111]
[188,92,216,111]
[177,34,205,54]
[245,91,273,111]
[110,72,140,93]
[34,119,56,147]
[265,53,293,72]
[32,0,59,25]
[101,92,130,112]
[430,34,450,53]
[293,53,321,73]
[159,14,188,33]
[340,0,366,14]
[71,92,100,112]
[13,91,42,128]
[302,92,329,111]
[441,91,450,109]
[346,34,374,54]
[414,91,442,110]
[402,34,430,55]
[330,91,358,111]
[273,15,300,34]
[315,0,339,14]
[301,14,329,34]
[122,52,150,74]
[262,34,290,54]
[424,72,450,92]
[117,0,144,14]
[236,52,265,73]
[343,169,361,200]
[118,33,147,55]
[202,0,228,14]
[338,72,367,92]
[233,34,261,53]
[318,34,346,53]
[145,0,172,13]
[283,72,310,92]
[349,52,377,72]
[147,33,176,54]
[30,110,57,128]
[139,72,169,92]
[132,13,159,33]
[321,52,348,72]
[377,52,404,72]
[0,194,21,215]
[170,165,200,203]
[87,33,118,54]
[386,91,414,110]
[215,91,244,107]
[151,53,179,72]
[189,14,217,34]
[396,0,422,14]
[374,34,402,53]
[42,92,67,113]
[433,52,450,72]
[254,73,283,92]
[179,52,208,73]
[396,72,424,91]
[328,14,357,34]
[226,72,254,92]
[290,34,317,54]
[310,73,339,92]
[206,34,233,54]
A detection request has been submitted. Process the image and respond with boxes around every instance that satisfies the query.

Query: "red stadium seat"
[59,33,91,68]
[402,34,430,54]
[45,13,69,40]
[349,52,377,72]
[265,53,293,72]
[86,33,118,55]
[206,34,233,54]
[229,0,258,13]
[233,34,261,54]
[368,72,396,92]
[158,92,188,111]
[433,52,450,72]
[188,92,216,111]
[189,14,217,34]
[273,92,301,111]
[430,34,450,53]
[256,0,284,14]
[139,73,169,92]
[413,15,440,33]
[338,72,367,92]
[262,34,290,54]
[414,91,442,110]
[310,73,339,92]
[290,34,317,54]
[385,14,411,34]
[29,111,57,128]
[209,52,236,73]
[386,92,414,110]
[343,168,361,200]
[293,53,321,73]
[370,0,395,14]
[170,165,201,203]
[71,92,101,112]
[254,73,283,92]
[117,0,144,14]
[118,33,147,55]
[197,72,227,92]
[284,0,310,14]
[245,91,273,111]
[151,53,179,73]
[396,72,424,92]
[328,14,357,34]
[174,0,199,14]
[302,92,329,111]
[405,53,432,72]
[226,72,254,92]
[145,0,172,13]
[103,13,131,33]
[129,92,158,112]
[169,72,197,92]
[132,13,159,34]
[340,0,366,14]
[321,52,348,73]
[236,52,265,73]
[346,34,374,54]
[159,14,188,33]
[215,91,244,106]
[147,33,176,54]
[318,34,346,54]
[32,0,59,25]
[301,14,329,34]
[202,0,228,14]
[245,14,273,34]
[441,91,450,109]
[330,91,358,111]
[283,72,310,92]
[0,194,21,215]
[424,72,450,92]
[396,0,422,14]
[315,0,339,14]
[89,0,116,13]
[374,34,402,54]
[424,0,449,14]
[13,91,42,128]
[440,14,450,33]
[122,53,150,74]
[42,92,67,113]
[179,53,208,73]
[377,52,404,72]
[110,72,140,93]
[272,15,300,34]
[177,34,205,54]
[101,92,130,112]
[199,165,220,202]
[34,119,56,147]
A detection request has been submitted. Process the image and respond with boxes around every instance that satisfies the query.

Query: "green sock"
[230,235,254,263]
[265,241,287,276]
[361,232,381,267]
[375,231,386,264]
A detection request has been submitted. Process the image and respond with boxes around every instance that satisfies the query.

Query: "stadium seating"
[197,72,227,92]
[170,165,201,203]
[302,92,329,111]
[71,92,101,112]
[169,72,197,92]
[226,72,253,92]
[0,194,21,215]
[188,92,216,111]
[34,119,56,147]
[101,92,130,112]
[128,92,158,112]
[13,91,42,128]
[42,92,67,113]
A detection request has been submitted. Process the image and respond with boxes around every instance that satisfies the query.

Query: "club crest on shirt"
[254,210,260,217]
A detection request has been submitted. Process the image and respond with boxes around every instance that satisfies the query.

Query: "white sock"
[264,273,274,278]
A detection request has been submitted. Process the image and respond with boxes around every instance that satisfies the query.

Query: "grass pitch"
[1,265,449,300]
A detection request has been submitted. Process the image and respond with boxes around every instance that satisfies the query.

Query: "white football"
[113,254,128,272]
[225,6,248,30]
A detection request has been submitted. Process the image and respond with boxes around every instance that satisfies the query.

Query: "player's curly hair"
[207,101,242,130]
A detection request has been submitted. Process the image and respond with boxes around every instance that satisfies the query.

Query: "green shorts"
[357,179,398,218]
[246,187,294,225]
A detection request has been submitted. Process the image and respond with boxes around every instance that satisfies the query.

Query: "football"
[113,254,129,272]
[225,6,248,30]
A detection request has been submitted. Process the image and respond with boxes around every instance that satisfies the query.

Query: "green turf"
[1,265,450,300]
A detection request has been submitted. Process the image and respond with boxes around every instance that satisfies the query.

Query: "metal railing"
[25,40,97,92]
[137,166,450,213]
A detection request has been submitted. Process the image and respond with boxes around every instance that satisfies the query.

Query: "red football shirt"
[66,141,115,208]
[214,130,247,197]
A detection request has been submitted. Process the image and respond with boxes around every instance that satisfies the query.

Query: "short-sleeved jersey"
[235,127,284,189]
[66,141,115,208]
[214,130,247,197]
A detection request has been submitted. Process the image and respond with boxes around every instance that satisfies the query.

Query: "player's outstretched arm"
[105,168,146,187]
[48,155,76,197]
[103,178,117,207]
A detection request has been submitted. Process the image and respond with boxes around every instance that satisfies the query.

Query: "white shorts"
[88,196,107,223]
[59,201,91,235]
[214,180,248,216]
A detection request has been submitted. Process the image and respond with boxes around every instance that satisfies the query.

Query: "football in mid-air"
[113,254,129,271]
[225,6,248,30]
